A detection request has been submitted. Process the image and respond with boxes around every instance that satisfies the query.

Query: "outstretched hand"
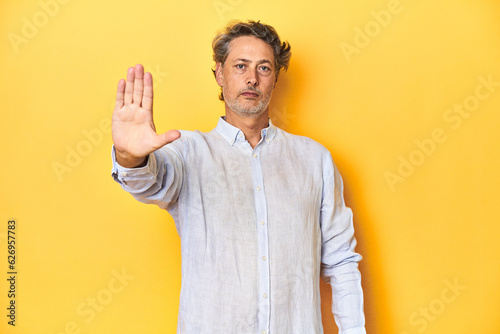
[112,64,180,168]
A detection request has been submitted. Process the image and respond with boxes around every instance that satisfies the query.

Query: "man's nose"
[246,68,258,86]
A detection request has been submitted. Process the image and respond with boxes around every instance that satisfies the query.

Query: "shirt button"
[262,256,267,261]
[260,221,265,225]
[262,331,267,334]
[253,153,258,158]
[121,172,127,177]
[263,293,268,298]
[256,186,261,191]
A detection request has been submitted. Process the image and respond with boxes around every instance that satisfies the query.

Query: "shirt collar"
[216,116,277,146]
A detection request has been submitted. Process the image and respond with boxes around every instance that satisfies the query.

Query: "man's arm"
[320,152,366,334]
[111,64,183,209]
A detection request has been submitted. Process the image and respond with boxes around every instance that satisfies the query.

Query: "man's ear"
[215,62,224,87]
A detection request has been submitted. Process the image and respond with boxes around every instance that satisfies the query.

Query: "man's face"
[215,36,276,119]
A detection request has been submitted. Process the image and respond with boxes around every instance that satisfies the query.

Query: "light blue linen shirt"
[111,117,366,334]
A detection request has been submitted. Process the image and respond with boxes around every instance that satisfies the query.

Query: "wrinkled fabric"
[111,117,366,334]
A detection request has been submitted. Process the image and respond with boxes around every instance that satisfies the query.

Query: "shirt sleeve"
[110,144,184,210]
[320,151,366,334]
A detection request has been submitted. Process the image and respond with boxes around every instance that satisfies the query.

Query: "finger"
[133,64,144,106]
[124,67,135,105]
[155,130,181,148]
[142,72,154,111]
[114,79,126,111]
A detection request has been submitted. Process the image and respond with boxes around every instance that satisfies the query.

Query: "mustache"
[238,86,261,95]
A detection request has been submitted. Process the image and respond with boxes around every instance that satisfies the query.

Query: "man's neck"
[225,109,269,149]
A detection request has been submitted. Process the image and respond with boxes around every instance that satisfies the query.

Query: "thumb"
[155,129,181,147]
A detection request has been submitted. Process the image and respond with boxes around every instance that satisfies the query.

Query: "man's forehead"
[226,36,275,63]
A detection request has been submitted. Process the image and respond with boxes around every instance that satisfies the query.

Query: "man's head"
[212,20,291,119]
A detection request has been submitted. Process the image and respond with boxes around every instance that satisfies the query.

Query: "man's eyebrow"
[257,59,273,65]
[232,58,251,63]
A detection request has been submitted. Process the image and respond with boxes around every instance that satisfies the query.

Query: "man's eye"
[260,66,270,71]
[236,64,245,69]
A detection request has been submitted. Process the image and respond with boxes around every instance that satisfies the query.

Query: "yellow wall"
[1,0,499,333]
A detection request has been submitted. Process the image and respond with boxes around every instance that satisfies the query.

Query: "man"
[111,20,366,334]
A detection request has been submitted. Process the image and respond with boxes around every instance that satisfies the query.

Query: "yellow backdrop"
[1,0,499,333]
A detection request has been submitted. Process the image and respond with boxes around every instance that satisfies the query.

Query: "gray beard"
[224,86,272,119]
[226,97,269,119]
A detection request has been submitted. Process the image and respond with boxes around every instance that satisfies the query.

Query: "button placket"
[251,145,271,333]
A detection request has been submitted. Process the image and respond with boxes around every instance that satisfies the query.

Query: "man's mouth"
[240,91,260,98]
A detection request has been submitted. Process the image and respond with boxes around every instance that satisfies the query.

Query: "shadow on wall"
[319,162,388,333]
[269,68,293,131]
[320,184,380,333]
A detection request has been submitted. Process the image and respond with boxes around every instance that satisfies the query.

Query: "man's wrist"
[115,150,148,168]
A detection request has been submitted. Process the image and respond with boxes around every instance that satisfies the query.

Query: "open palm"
[112,64,180,167]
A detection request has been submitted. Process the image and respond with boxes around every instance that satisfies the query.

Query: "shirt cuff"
[110,145,156,186]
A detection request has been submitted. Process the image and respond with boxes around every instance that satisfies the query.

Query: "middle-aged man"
[111,20,366,334]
